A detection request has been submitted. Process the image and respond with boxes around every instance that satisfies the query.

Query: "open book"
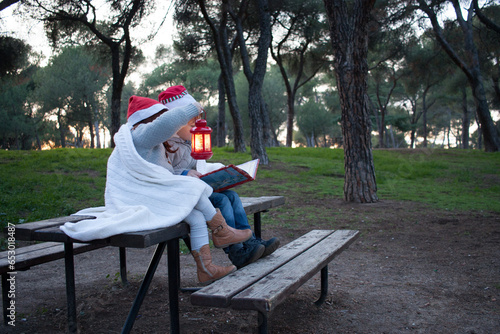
[198,159,260,192]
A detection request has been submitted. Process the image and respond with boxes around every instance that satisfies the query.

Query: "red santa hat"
[127,95,167,126]
[158,85,198,110]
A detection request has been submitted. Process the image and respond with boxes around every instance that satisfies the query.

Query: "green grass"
[1,147,499,236]
[0,149,109,226]
[374,149,500,211]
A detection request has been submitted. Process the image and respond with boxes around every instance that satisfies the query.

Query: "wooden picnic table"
[12,195,285,334]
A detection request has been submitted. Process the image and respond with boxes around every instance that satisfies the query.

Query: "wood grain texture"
[13,196,285,248]
[231,230,359,313]
[191,230,336,308]
[0,242,105,273]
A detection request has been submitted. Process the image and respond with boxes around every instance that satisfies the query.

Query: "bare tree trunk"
[286,93,295,147]
[232,0,270,163]
[94,108,101,149]
[260,100,273,147]
[57,109,66,148]
[217,75,226,147]
[389,125,396,148]
[461,86,470,149]
[323,0,378,203]
[88,120,95,148]
[246,0,271,164]
[109,63,123,147]
[475,113,483,150]
[198,0,246,153]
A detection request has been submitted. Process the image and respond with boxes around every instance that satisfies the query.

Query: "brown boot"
[191,245,236,284]
[207,209,252,248]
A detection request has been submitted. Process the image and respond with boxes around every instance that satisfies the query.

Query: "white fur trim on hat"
[162,93,197,110]
[127,103,166,127]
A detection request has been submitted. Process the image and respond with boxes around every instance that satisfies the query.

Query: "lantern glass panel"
[193,134,204,152]
[204,134,211,151]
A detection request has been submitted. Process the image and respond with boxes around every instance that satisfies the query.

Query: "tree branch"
[0,0,20,12]
[473,0,500,35]
[417,0,473,81]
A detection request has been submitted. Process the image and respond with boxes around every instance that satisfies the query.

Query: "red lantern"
[190,118,213,160]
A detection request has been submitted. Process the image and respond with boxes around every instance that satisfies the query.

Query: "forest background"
[1,2,499,331]
[1,0,499,153]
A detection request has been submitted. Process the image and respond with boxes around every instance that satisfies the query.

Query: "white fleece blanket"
[60,124,213,241]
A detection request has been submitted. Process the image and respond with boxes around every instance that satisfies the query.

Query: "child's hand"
[187,170,202,178]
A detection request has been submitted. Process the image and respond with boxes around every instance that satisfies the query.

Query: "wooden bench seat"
[191,229,359,333]
[0,242,105,274]
[3,195,286,332]
[0,241,106,324]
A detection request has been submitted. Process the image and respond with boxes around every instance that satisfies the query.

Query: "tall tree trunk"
[109,45,123,147]
[446,109,452,148]
[246,0,271,164]
[94,108,101,149]
[323,0,378,203]
[233,0,270,163]
[88,120,95,149]
[217,75,226,147]
[369,96,382,147]
[476,114,483,150]
[379,111,386,148]
[286,93,295,147]
[375,84,386,148]
[422,106,428,148]
[410,129,416,148]
[260,100,273,147]
[198,0,246,152]
[421,86,435,148]
[57,110,66,148]
[389,125,396,148]
[461,86,470,149]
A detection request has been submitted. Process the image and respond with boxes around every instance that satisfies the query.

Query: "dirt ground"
[2,199,499,334]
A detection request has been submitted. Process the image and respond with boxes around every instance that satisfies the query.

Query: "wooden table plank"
[190,230,334,308]
[108,222,190,248]
[0,243,106,273]
[14,196,286,248]
[230,230,360,313]
[1,241,63,255]
[240,196,285,215]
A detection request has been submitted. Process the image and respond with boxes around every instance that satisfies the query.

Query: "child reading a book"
[62,95,251,285]
[159,86,280,268]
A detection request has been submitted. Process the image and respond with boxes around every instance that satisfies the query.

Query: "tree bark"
[232,0,270,164]
[323,0,378,203]
[198,0,246,153]
[217,75,226,147]
[246,0,271,164]
[461,86,470,149]
[57,109,66,148]
[473,0,500,35]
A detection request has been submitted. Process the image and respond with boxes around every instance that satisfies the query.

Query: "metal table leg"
[254,212,262,239]
[167,238,181,333]
[119,247,128,284]
[315,265,329,306]
[258,311,268,334]
[121,242,167,334]
[64,242,77,333]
